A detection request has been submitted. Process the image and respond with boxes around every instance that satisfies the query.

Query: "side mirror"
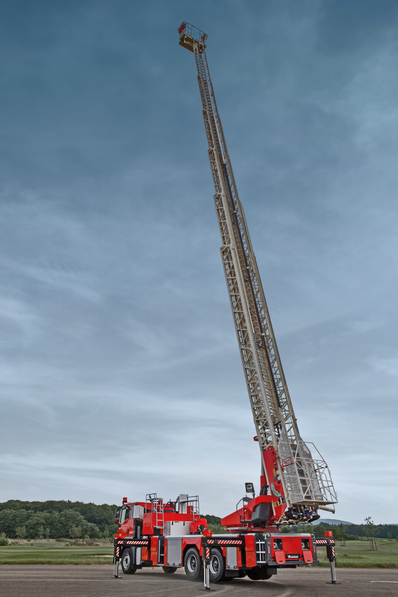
[114,508,120,525]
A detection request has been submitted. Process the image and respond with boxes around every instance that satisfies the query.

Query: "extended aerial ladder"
[178,22,337,528]
[110,24,339,584]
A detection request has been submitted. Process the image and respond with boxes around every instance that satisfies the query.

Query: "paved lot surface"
[0,565,397,597]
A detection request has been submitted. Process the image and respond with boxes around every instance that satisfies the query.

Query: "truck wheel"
[259,566,272,580]
[121,549,137,574]
[247,566,263,580]
[184,547,202,581]
[209,548,225,583]
[162,566,177,574]
[247,566,271,580]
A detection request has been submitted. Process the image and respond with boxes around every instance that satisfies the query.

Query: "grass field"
[0,541,113,565]
[317,539,398,568]
[0,539,397,567]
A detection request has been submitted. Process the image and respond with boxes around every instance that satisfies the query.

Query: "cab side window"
[120,506,130,524]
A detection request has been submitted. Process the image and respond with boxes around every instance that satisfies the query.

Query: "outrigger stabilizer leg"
[202,538,211,590]
[327,543,337,584]
[113,557,120,578]
[315,532,338,584]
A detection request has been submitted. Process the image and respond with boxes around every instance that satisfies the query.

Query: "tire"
[184,547,202,581]
[259,566,273,580]
[121,548,137,574]
[209,548,225,583]
[247,566,271,580]
[162,566,177,574]
[247,566,263,580]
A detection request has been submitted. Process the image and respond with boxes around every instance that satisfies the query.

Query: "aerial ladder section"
[178,22,337,526]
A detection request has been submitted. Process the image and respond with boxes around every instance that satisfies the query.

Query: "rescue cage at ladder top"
[178,21,337,527]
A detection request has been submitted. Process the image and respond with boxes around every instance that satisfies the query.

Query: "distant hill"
[311,518,353,526]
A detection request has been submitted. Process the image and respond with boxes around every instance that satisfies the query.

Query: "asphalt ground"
[0,565,397,597]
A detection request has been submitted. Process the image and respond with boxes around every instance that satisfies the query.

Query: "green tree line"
[282,522,398,540]
[1,502,396,541]
[0,500,119,540]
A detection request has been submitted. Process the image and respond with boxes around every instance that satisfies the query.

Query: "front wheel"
[162,566,177,574]
[184,547,202,581]
[209,548,225,583]
[121,549,137,574]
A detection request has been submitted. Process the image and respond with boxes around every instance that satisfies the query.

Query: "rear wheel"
[121,549,137,574]
[247,566,271,580]
[162,566,177,574]
[209,548,225,583]
[184,547,202,581]
[247,568,261,580]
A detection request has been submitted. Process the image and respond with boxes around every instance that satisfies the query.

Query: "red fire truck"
[113,491,321,582]
[113,22,338,585]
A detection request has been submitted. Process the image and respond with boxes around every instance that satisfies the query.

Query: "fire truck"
[113,22,338,584]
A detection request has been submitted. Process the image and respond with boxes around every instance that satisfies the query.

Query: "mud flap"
[303,551,313,564]
[274,551,286,565]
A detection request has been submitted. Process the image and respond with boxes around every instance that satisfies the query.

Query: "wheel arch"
[182,541,200,561]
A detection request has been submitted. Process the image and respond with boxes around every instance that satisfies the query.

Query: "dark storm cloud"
[0,0,397,521]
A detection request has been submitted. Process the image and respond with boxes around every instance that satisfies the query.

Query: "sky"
[0,0,397,525]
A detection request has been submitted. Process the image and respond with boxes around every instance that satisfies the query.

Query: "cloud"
[0,0,396,524]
